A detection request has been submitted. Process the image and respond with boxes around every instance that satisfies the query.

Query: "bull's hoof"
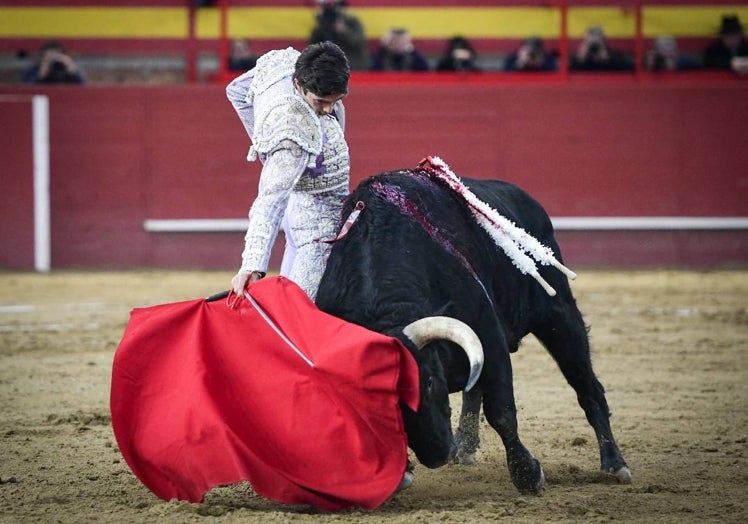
[601,465,632,484]
[396,471,414,492]
[455,450,476,466]
[518,463,545,495]
[454,425,480,466]
[452,434,477,466]
[511,458,545,495]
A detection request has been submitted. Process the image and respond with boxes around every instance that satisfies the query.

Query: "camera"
[47,60,70,82]
[587,43,601,56]
[653,54,666,71]
[321,6,339,27]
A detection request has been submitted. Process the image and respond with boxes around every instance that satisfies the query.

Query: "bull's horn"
[402,316,484,392]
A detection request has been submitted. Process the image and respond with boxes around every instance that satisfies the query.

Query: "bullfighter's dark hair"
[294,41,350,96]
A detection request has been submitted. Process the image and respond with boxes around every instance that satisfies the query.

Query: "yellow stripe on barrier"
[197,8,315,39]
[0,7,187,39]
[567,7,637,38]
[197,7,562,40]
[1,5,746,40]
[350,8,561,39]
[643,6,748,38]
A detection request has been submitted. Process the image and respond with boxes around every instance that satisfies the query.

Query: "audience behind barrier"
[644,35,702,72]
[569,26,634,72]
[309,0,369,71]
[703,14,748,75]
[504,36,557,72]
[370,28,430,72]
[435,36,481,72]
[21,41,86,84]
[9,8,748,83]
[227,39,257,72]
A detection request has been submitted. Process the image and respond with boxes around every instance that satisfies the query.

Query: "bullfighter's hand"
[231,270,265,295]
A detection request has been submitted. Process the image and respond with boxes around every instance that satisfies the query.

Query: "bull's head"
[398,317,483,468]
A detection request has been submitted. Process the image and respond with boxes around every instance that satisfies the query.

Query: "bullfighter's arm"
[239,140,310,275]
[225,68,256,141]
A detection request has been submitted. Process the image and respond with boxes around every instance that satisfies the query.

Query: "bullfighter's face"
[294,79,345,116]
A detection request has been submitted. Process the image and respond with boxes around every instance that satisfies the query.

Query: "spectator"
[570,26,634,72]
[227,39,258,72]
[436,36,481,72]
[644,35,701,72]
[504,36,557,72]
[371,28,430,72]
[704,15,748,74]
[309,0,369,71]
[21,41,86,84]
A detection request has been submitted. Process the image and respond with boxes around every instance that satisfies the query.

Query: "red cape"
[110,276,419,511]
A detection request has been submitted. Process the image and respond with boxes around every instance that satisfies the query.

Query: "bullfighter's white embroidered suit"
[226,47,350,301]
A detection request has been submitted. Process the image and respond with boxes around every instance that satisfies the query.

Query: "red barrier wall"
[1,75,746,271]
[347,74,748,218]
[0,96,35,268]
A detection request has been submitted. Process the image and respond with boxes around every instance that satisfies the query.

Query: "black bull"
[315,168,631,494]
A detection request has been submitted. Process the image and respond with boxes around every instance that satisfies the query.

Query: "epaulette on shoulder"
[249,94,322,163]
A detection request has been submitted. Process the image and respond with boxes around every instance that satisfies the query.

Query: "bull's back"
[318,171,495,329]
[318,170,565,335]
[462,177,556,245]
[348,173,554,240]
[317,171,570,347]
[338,171,558,274]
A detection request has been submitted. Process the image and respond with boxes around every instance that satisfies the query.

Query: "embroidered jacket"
[226,48,350,275]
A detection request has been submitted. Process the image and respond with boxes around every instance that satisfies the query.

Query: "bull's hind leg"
[533,302,632,483]
[454,386,482,465]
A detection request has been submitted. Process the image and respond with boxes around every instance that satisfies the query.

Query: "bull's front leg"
[454,386,482,465]
[482,365,545,495]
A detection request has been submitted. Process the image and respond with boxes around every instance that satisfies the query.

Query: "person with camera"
[309,0,369,71]
[436,36,481,72]
[504,36,557,72]
[704,15,748,75]
[227,38,258,72]
[370,28,430,72]
[21,41,86,84]
[570,26,633,72]
[644,35,701,72]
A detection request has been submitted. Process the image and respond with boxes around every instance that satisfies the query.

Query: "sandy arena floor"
[0,269,746,523]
